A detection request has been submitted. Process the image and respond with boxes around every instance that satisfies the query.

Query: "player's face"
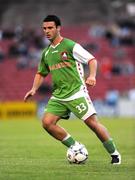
[42,21,60,42]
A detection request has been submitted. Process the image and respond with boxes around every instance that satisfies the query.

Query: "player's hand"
[85,76,96,87]
[24,89,36,102]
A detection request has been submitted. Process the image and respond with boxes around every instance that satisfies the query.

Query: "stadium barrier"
[0,101,37,120]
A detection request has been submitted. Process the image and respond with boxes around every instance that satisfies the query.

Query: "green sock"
[62,136,75,147]
[103,138,116,154]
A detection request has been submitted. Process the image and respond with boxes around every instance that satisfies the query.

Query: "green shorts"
[45,96,96,121]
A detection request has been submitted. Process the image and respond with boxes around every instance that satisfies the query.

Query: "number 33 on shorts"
[68,97,96,120]
[76,103,87,114]
[68,97,89,119]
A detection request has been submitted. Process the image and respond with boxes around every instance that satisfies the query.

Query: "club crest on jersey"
[61,51,68,60]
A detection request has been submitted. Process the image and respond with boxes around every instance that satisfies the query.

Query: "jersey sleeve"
[37,51,50,77]
[73,43,95,64]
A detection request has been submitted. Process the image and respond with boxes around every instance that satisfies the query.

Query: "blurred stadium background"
[0,0,135,119]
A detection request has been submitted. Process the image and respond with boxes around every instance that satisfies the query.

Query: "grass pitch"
[0,117,134,180]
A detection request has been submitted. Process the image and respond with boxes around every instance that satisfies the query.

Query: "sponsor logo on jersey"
[49,62,71,71]
[61,51,68,60]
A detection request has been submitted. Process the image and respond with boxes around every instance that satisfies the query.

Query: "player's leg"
[67,96,121,164]
[42,99,76,147]
[84,114,121,164]
[84,114,110,142]
[84,114,116,151]
[42,112,66,140]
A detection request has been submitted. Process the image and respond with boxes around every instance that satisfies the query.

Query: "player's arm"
[85,58,97,87]
[24,49,50,102]
[73,43,97,87]
[24,73,44,102]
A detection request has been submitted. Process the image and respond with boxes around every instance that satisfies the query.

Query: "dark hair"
[43,15,61,27]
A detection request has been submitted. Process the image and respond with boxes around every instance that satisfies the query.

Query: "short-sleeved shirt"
[38,38,95,100]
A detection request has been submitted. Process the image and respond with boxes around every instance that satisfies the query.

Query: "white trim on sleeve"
[73,43,95,64]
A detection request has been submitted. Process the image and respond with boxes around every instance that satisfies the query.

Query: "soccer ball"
[67,142,88,164]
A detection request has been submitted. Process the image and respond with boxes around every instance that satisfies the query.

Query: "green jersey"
[38,38,94,99]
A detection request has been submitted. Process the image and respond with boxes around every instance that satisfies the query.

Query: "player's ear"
[57,26,61,32]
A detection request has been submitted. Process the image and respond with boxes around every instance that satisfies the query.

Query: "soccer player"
[24,15,121,164]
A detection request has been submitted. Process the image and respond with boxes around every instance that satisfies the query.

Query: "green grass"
[0,117,135,180]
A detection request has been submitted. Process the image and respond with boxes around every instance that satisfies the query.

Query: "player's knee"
[42,118,52,130]
[85,114,98,131]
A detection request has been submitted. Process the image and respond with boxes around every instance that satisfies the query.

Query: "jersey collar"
[50,37,64,48]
